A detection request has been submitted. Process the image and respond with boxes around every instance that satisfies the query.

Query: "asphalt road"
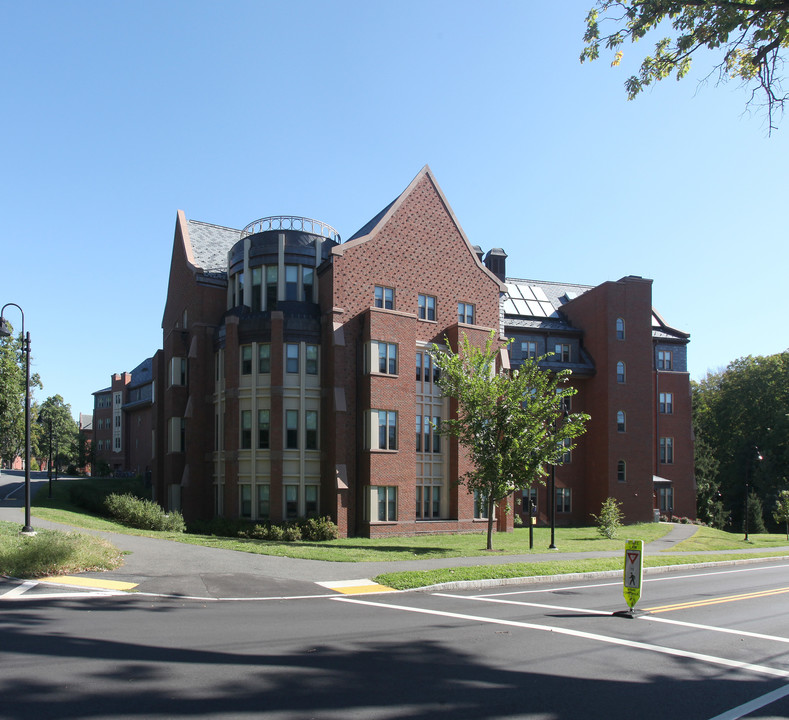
[2,561,789,719]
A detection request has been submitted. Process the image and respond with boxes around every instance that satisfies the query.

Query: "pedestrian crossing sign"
[623,539,643,610]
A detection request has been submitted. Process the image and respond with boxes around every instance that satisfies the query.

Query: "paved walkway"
[2,480,788,599]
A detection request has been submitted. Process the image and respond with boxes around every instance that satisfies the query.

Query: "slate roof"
[128,357,154,389]
[186,220,240,275]
[502,277,591,332]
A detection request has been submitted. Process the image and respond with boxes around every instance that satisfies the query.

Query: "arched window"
[617,460,626,483]
[616,317,625,340]
[616,361,626,383]
[617,411,626,432]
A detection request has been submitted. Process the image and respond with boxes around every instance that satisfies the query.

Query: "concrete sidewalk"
[3,486,788,599]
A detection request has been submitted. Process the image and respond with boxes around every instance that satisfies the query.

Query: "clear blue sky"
[2,1,786,420]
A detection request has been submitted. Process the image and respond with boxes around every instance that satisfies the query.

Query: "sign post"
[623,539,643,614]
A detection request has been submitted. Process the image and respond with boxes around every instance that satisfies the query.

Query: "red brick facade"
[96,165,695,535]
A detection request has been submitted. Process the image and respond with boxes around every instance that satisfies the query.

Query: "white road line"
[1,580,37,598]
[333,596,789,679]
[642,615,789,644]
[435,592,615,616]
[475,562,789,599]
[706,683,789,720]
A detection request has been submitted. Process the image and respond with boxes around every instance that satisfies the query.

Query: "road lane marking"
[40,576,138,591]
[645,586,789,614]
[435,592,614,616]
[706,683,789,720]
[316,579,396,594]
[1,580,37,598]
[333,596,789,679]
[642,615,789,644]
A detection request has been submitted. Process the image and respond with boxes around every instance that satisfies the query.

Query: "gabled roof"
[338,165,506,291]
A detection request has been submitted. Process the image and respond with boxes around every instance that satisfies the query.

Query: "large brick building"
[95,166,694,535]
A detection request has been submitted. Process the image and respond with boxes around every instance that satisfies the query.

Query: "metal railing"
[240,215,340,242]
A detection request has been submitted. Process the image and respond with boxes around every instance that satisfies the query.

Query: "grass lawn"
[669,525,789,552]
[0,519,123,578]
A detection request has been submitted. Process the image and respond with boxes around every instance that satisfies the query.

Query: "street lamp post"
[0,303,33,533]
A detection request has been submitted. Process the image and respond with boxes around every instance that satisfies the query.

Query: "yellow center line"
[646,586,789,614]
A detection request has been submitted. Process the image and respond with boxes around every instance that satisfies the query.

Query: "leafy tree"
[692,351,788,531]
[773,489,789,539]
[0,324,41,468]
[581,1,789,131]
[430,331,589,551]
[591,497,625,539]
[36,396,79,474]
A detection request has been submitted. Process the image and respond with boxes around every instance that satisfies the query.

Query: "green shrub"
[104,493,185,533]
[282,524,302,541]
[591,498,624,539]
[301,516,339,541]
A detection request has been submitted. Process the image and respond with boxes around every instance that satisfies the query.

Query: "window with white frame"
[286,410,299,449]
[458,302,475,324]
[251,267,262,311]
[373,486,397,522]
[658,350,673,370]
[658,486,674,512]
[285,265,299,301]
[239,485,252,518]
[168,417,184,453]
[617,410,626,433]
[522,341,537,359]
[306,345,319,375]
[169,357,187,386]
[305,485,319,518]
[374,285,394,309]
[554,343,571,362]
[366,341,398,375]
[473,490,489,519]
[659,392,673,414]
[660,437,674,464]
[305,410,318,450]
[241,345,253,375]
[616,317,625,340]
[257,485,270,520]
[284,485,299,520]
[377,410,397,450]
[303,267,314,303]
[556,487,572,513]
[266,266,278,309]
[418,293,436,321]
[258,410,270,449]
[240,410,252,449]
[286,344,299,373]
[616,361,626,383]
[258,344,271,373]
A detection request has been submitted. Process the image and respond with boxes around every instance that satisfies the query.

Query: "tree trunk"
[486,497,495,550]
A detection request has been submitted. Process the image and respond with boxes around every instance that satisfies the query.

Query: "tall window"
[303,267,314,302]
[416,486,441,519]
[305,410,318,450]
[458,302,475,324]
[417,415,441,454]
[240,485,251,518]
[556,488,572,513]
[257,485,270,520]
[378,342,397,374]
[266,266,278,310]
[659,392,673,414]
[258,410,270,449]
[305,485,319,518]
[658,486,674,512]
[376,486,397,521]
[378,411,397,450]
[169,357,187,386]
[616,361,626,383]
[617,410,626,433]
[617,460,626,483]
[660,437,674,464]
[474,490,489,519]
[286,344,299,373]
[658,350,673,370]
[251,268,262,310]
[285,486,298,520]
[241,346,253,375]
[616,317,625,340]
[258,344,271,373]
[285,265,299,301]
[241,410,252,449]
[306,345,319,375]
[418,294,436,321]
[169,417,185,453]
[522,341,537,359]
[286,410,298,449]
[374,285,394,310]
